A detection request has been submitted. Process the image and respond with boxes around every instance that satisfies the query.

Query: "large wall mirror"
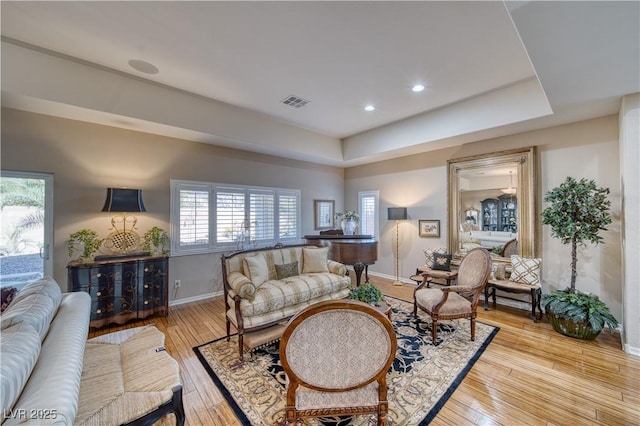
[448,147,536,260]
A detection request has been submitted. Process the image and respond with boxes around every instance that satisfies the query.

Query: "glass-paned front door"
[0,172,53,289]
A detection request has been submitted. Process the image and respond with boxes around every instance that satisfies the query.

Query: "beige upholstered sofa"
[222,244,351,357]
[0,277,184,425]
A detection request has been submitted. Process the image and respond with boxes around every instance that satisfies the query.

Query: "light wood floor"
[90,275,640,426]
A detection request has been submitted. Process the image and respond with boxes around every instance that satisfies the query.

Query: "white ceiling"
[1,1,639,166]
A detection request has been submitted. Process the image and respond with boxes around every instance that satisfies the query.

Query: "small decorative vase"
[341,219,357,235]
[547,310,601,340]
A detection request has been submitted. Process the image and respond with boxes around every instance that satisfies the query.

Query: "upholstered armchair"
[413,247,492,344]
[280,299,397,426]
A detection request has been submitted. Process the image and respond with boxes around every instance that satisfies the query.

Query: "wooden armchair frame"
[413,248,492,344]
[280,300,397,425]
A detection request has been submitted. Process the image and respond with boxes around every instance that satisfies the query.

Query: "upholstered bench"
[77,325,185,426]
[483,255,543,322]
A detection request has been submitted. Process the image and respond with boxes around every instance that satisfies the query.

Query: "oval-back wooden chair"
[280,299,397,425]
[413,247,492,344]
[500,238,518,258]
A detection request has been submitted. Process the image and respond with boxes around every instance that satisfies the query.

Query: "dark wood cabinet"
[481,198,499,231]
[67,255,168,328]
[498,194,518,233]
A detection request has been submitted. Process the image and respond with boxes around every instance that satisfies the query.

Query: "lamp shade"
[387,207,407,221]
[101,188,146,212]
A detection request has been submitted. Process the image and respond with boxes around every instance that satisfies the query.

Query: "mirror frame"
[448,147,537,260]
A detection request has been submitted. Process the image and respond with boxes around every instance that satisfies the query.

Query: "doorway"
[0,171,53,289]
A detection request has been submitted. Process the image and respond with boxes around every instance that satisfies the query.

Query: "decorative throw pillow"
[302,247,329,273]
[510,255,542,286]
[423,247,447,268]
[431,253,452,271]
[275,261,299,280]
[1,287,18,313]
[243,253,269,286]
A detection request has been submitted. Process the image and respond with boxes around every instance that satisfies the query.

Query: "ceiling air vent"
[281,95,310,108]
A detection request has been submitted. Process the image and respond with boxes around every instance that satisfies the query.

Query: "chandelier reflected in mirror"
[100,188,146,254]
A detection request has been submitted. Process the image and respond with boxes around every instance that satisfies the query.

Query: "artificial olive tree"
[541,177,617,336]
[541,176,612,293]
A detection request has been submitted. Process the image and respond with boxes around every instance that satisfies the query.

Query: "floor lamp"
[388,207,408,286]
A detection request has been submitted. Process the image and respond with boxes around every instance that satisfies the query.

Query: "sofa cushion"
[275,261,299,280]
[1,286,18,312]
[232,273,351,318]
[1,276,62,339]
[0,322,41,420]
[510,255,542,286]
[423,247,446,268]
[243,253,269,286]
[302,247,329,273]
[12,276,62,308]
[0,293,57,340]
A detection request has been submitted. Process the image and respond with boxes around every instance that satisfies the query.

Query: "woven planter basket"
[547,310,601,340]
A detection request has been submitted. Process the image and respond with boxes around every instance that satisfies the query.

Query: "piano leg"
[354,261,365,286]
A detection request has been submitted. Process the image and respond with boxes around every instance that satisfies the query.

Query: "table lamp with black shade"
[100,188,147,256]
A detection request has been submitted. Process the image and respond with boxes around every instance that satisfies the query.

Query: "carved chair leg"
[470,317,476,341]
[225,318,231,341]
[238,332,244,358]
[431,318,438,344]
[484,286,490,311]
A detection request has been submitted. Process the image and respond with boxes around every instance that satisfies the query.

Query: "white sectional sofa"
[1,277,184,426]
[461,230,517,249]
[222,244,352,358]
[1,277,91,425]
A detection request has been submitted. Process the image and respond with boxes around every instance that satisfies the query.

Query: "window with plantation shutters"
[250,191,275,243]
[176,185,210,250]
[171,180,300,255]
[216,189,246,247]
[278,192,298,239]
[359,190,379,238]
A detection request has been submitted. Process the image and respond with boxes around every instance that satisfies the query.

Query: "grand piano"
[304,233,378,286]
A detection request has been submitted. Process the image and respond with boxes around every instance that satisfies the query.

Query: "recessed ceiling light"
[128,59,159,75]
[412,84,425,92]
[364,105,375,112]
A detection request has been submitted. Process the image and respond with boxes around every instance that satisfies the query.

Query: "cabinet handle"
[96,291,101,296]
[144,268,149,272]
[144,284,149,289]
[144,300,149,305]
[96,273,102,278]
[96,309,102,314]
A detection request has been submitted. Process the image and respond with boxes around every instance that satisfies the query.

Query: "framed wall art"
[314,200,335,230]
[419,219,440,238]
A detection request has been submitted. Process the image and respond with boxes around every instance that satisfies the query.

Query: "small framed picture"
[419,220,440,238]
[314,200,335,230]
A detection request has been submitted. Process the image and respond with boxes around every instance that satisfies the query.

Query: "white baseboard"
[623,343,640,356]
[169,290,223,307]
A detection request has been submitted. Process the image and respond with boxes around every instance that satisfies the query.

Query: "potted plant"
[348,282,383,306]
[540,176,618,339]
[67,229,101,262]
[335,210,360,235]
[142,226,169,255]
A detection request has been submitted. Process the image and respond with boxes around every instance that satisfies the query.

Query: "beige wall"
[620,93,640,354]
[345,115,623,321]
[0,108,345,301]
[0,108,627,328]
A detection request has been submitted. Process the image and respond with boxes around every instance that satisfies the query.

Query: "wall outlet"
[174,280,182,288]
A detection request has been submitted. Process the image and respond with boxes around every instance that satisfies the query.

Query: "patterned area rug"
[194,297,499,426]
